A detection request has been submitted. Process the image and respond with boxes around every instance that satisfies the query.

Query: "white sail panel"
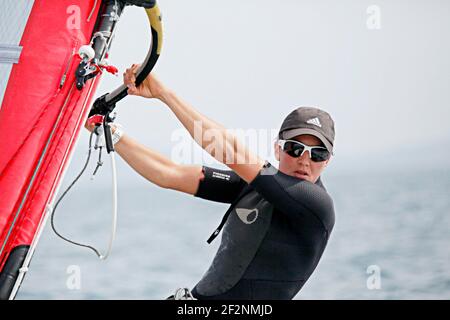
[0,0,35,107]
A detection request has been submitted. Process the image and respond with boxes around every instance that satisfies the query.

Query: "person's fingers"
[124,67,132,81]
[129,64,140,83]
[123,70,130,85]
[125,66,138,80]
[131,64,140,73]
[123,64,143,95]
[127,86,138,95]
[123,72,136,90]
[84,122,94,132]
[126,82,137,91]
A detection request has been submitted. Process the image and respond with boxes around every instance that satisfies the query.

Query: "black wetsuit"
[191,162,335,300]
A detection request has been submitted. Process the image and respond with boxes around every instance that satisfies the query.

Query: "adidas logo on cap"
[306,117,322,128]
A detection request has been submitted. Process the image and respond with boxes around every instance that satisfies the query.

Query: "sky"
[73,0,450,179]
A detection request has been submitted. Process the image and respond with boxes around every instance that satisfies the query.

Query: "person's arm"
[124,66,265,183]
[250,162,335,233]
[194,166,248,203]
[159,90,265,183]
[115,132,248,203]
[114,133,204,194]
[84,122,204,195]
[114,130,248,202]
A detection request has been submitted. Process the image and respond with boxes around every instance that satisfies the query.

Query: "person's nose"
[297,149,311,164]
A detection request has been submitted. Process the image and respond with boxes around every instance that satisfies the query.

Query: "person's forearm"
[159,90,263,179]
[160,90,226,148]
[114,134,175,188]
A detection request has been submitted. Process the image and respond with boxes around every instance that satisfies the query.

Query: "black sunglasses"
[278,139,331,162]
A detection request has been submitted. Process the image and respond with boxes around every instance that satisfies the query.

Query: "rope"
[50,129,118,259]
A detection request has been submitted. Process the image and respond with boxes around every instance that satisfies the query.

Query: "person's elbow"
[158,164,203,195]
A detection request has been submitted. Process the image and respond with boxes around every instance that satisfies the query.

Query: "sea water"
[18,166,450,299]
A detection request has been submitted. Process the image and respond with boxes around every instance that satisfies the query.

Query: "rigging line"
[50,130,102,257]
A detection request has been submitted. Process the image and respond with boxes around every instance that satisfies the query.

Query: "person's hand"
[84,120,97,133]
[123,64,166,99]
[84,119,117,134]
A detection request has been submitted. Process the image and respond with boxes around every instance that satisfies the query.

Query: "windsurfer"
[85,64,336,300]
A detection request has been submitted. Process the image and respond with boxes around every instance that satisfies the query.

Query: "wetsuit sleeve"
[250,162,335,233]
[194,166,248,204]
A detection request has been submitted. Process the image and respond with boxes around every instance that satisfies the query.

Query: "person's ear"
[274,141,280,161]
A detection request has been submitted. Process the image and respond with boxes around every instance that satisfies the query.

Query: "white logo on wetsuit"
[235,208,259,224]
[212,172,231,181]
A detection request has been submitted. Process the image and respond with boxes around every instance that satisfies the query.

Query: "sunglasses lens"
[311,148,330,162]
[283,141,305,158]
[281,140,331,162]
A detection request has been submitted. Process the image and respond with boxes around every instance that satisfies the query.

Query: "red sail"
[0,0,102,297]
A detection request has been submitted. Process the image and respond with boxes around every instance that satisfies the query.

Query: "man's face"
[275,134,330,183]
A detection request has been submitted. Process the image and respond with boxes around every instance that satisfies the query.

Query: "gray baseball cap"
[278,107,335,154]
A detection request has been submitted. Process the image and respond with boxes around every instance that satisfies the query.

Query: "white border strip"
[0,45,22,64]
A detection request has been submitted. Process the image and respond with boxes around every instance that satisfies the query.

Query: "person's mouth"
[293,170,309,179]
